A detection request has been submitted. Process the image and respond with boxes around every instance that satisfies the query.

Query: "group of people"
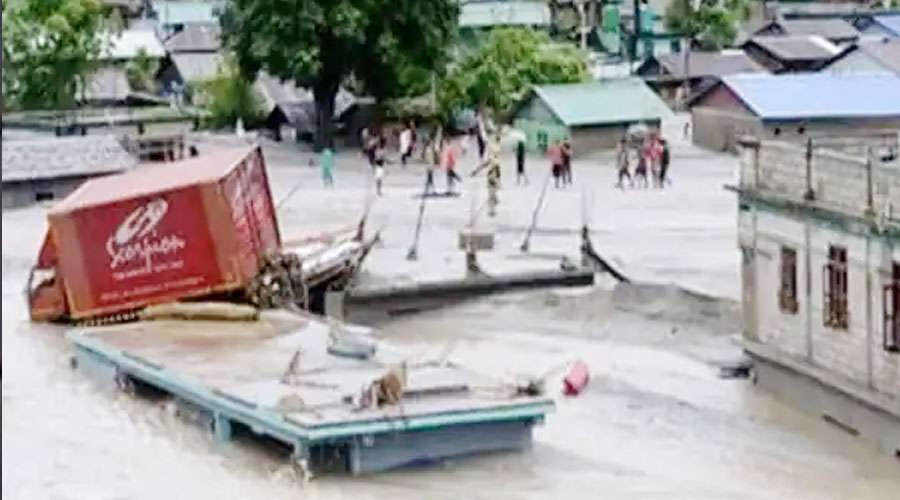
[322,118,673,202]
[615,133,671,189]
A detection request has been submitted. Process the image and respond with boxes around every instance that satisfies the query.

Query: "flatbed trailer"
[68,311,553,476]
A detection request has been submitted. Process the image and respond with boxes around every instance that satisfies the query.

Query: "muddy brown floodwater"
[4,131,899,499]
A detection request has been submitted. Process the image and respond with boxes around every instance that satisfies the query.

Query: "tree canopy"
[221,0,459,148]
[664,0,751,50]
[3,0,107,110]
[201,58,267,130]
[438,28,589,122]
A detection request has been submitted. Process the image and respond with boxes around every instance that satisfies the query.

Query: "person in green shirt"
[321,147,335,187]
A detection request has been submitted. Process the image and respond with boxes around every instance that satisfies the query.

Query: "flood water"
[3,135,899,499]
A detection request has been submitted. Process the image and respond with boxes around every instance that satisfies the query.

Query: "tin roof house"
[860,14,900,37]
[825,38,900,75]
[510,78,672,155]
[742,35,847,73]
[1,135,137,209]
[254,74,374,145]
[635,50,768,107]
[752,18,862,45]
[158,23,225,94]
[690,71,900,152]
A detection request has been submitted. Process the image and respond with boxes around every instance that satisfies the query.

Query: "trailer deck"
[68,311,553,475]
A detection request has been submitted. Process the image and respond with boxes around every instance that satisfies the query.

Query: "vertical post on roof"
[631,0,641,65]
[804,137,815,201]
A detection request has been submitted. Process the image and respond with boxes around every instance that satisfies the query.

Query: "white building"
[732,135,900,455]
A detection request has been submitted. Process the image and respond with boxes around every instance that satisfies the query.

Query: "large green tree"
[664,0,750,50]
[438,28,588,121]
[220,0,459,148]
[3,0,107,110]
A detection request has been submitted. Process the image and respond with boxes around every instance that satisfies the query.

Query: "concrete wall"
[2,176,90,210]
[752,209,899,396]
[693,106,763,153]
[742,139,900,220]
[738,137,900,451]
[751,353,900,455]
[570,124,634,154]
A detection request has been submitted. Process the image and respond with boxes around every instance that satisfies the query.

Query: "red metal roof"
[48,145,259,214]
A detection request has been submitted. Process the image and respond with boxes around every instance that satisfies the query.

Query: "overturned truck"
[28,145,370,323]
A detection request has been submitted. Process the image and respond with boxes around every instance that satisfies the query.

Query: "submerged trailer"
[68,311,554,475]
[27,144,373,322]
[29,145,280,321]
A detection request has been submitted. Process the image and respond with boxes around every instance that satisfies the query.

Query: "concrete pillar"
[212,413,232,442]
[324,291,345,321]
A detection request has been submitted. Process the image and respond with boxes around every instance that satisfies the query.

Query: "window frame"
[779,246,799,314]
[883,262,900,353]
[823,245,849,330]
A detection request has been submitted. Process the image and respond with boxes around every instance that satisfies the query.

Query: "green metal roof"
[527,78,672,127]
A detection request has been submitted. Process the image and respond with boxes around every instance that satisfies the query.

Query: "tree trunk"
[313,81,339,152]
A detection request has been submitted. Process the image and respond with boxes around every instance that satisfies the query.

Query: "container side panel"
[246,148,281,252]
[57,185,225,317]
[223,166,259,281]
[201,182,244,287]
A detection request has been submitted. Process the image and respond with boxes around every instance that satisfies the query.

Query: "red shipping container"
[37,145,281,320]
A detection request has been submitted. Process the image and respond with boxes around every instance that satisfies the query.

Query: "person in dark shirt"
[561,141,573,186]
[516,139,528,185]
[659,138,671,187]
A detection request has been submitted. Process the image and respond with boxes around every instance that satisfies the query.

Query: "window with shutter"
[779,247,798,314]
[883,262,900,353]
[823,246,849,330]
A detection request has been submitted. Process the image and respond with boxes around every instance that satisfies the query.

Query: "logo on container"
[106,198,186,275]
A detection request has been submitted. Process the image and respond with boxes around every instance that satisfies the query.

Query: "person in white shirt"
[399,125,412,167]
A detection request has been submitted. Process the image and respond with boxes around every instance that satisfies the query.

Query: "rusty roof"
[48,145,259,213]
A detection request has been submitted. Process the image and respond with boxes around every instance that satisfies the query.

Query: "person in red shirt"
[442,138,462,193]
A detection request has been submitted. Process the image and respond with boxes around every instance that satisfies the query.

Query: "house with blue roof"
[861,14,900,38]
[690,72,900,152]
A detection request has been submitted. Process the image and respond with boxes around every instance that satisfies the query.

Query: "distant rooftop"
[746,35,843,61]
[522,78,672,127]
[755,18,861,41]
[164,23,221,52]
[719,72,900,121]
[870,14,900,36]
[2,135,137,183]
[459,1,551,29]
[100,29,167,60]
[151,1,224,27]
[649,50,768,78]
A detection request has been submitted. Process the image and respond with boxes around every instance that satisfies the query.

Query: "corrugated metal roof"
[872,15,900,37]
[759,19,860,40]
[721,71,900,121]
[172,52,224,82]
[829,39,900,75]
[528,78,672,127]
[164,23,221,52]
[83,67,132,102]
[860,38,900,74]
[100,29,167,60]
[748,35,842,61]
[460,1,551,28]
[654,50,768,78]
[152,1,223,26]
[2,135,137,183]
[254,73,357,118]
